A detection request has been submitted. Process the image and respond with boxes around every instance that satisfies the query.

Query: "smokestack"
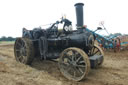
[74,3,84,29]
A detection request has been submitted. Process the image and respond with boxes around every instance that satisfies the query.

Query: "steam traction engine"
[14,3,104,81]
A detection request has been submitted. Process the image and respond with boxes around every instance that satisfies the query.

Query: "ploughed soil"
[0,43,128,85]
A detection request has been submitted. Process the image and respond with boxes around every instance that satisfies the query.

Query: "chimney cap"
[74,3,84,6]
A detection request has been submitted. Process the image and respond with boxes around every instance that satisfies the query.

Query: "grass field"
[0,41,15,45]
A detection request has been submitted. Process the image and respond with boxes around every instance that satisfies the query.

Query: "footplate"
[89,55,103,68]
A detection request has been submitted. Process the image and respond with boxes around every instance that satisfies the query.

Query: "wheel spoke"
[73,67,80,77]
[76,56,82,63]
[63,53,72,63]
[18,56,23,61]
[72,51,75,61]
[16,42,22,48]
[63,52,70,58]
[79,60,85,64]
[71,54,74,62]
[93,50,99,55]
[73,71,76,77]
[92,47,95,54]
[89,45,102,56]
[67,66,72,72]
[72,50,78,60]
[89,47,94,56]
[61,60,70,66]
[21,56,26,63]
[78,68,84,74]
[89,50,91,56]
[21,40,25,47]
[22,49,26,56]
[72,50,78,59]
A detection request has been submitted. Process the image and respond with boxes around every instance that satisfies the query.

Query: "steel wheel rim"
[89,44,104,56]
[59,48,89,81]
[14,38,27,63]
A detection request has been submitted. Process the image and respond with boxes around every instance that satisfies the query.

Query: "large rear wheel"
[58,47,90,81]
[14,38,34,65]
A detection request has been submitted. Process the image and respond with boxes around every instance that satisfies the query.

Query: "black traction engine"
[14,3,104,81]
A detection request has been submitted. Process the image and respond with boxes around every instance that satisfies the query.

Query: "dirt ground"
[0,44,128,85]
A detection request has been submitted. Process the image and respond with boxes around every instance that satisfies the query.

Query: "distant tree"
[0,36,16,41]
[114,33,122,36]
[0,36,7,41]
[7,36,15,41]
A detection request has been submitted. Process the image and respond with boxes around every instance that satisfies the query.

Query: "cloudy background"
[0,0,127,37]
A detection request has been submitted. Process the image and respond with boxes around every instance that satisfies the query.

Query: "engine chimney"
[74,3,84,29]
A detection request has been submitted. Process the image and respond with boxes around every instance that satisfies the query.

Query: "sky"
[0,0,128,37]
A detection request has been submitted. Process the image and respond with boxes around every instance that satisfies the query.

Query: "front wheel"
[58,47,90,81]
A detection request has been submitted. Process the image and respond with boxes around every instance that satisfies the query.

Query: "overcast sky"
[0,0,128,37]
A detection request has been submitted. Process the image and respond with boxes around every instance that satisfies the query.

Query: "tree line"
[0,36,16,41]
